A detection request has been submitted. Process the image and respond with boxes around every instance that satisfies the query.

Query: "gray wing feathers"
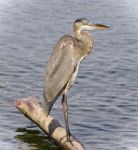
[43,36,76,102]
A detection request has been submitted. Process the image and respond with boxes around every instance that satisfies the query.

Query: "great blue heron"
[43,18,109,141]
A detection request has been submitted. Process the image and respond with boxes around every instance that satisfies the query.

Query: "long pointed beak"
[81,23,109,31]
[92,23,109,30]
[89,23,109,30]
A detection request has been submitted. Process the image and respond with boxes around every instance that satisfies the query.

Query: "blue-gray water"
[0,0,138,150]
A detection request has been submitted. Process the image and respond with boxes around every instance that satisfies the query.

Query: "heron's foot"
[59,132,75,146]
[66,131,75,146]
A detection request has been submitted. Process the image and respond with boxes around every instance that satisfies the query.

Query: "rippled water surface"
[0,0,138,150]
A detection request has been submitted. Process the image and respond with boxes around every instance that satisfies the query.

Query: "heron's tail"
[43,92,53,116]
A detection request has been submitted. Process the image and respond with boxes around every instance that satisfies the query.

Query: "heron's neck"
[74,30,93,56]
[73,29,81,40]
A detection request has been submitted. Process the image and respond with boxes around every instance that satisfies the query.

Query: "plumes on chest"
[74,31,94,58]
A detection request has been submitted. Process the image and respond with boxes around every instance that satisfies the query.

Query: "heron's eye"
[82,18,88,25]
[83,20,88,25]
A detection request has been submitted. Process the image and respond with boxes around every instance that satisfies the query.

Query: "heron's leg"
[61,90,71,141]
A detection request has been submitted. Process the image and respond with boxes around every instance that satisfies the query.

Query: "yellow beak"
[92,23,110,30]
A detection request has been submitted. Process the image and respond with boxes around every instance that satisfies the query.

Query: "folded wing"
[43,35,76,102]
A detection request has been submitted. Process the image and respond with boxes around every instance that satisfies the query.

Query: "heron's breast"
[68,56,85,88]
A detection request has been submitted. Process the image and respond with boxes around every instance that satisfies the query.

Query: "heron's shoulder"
[56,35,75,48]
[60,35,74,41]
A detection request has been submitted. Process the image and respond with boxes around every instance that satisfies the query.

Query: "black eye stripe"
[74,18,88,24]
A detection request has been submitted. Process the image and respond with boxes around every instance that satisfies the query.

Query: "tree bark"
[14,96,86,150]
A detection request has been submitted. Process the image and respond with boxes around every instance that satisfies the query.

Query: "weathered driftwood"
[14,96,86,150]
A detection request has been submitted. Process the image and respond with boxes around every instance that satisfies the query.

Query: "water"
[0,0,138,150]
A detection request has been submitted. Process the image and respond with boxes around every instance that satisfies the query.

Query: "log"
[14,96,86,150]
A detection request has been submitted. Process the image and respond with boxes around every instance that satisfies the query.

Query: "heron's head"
[73,18,109,33]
